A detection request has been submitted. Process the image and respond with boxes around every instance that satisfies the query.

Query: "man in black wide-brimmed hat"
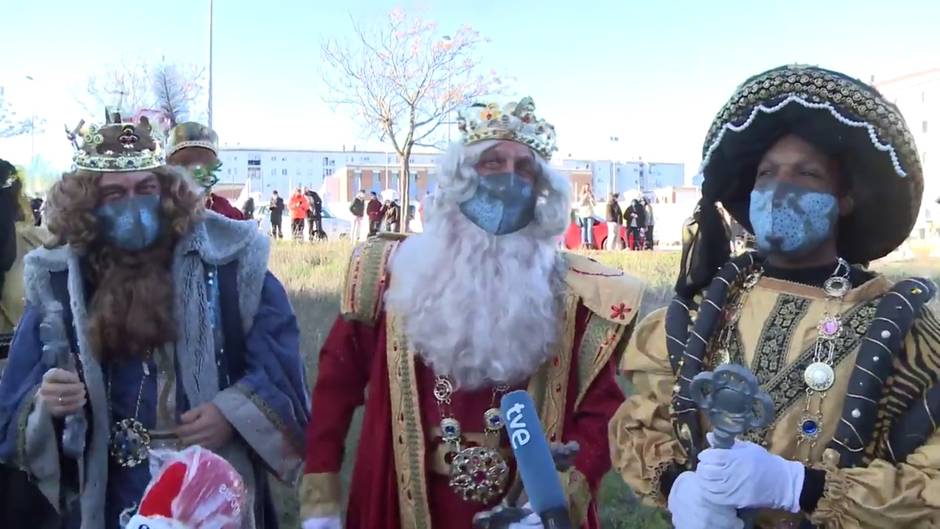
[611,64,940,529]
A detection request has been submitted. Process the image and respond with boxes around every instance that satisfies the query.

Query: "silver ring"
[57,395,64,404]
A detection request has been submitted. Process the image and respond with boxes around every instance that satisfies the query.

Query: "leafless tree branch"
[320,8,501,231]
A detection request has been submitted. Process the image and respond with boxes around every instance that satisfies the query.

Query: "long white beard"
[385,206,563,389]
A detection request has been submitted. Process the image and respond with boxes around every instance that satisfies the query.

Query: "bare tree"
[83,58,205,127]
[0,89,38,138]
[321,7,500,232]
[83,58,152,116]
[152,61,206,127]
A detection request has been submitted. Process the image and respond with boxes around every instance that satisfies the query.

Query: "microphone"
[500,390,571,529]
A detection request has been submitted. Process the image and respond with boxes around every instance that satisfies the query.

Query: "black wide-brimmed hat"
[699,64,923,263]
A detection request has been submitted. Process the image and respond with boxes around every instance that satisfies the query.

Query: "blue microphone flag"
[500,390,567,515]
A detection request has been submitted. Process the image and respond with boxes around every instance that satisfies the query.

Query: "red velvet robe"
[207,193,244,220]
[305,304,625,529]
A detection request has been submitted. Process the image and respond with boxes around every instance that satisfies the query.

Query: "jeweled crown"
[166,121,219,157]
[457,97,557,160]
[68,110,163,172]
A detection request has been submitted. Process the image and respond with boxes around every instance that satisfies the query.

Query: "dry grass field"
[267,240,940,528]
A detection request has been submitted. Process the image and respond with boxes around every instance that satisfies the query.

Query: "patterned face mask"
[459,172,537,235]
[95,194,163,251]
[749,181,838,257]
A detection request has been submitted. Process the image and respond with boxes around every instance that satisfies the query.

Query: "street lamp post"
[608,136,619,196]
[208,0,214,129]
[25,75,36,161]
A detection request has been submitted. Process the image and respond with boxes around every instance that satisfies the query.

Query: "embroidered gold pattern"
[575,314,628,408]
[745,300,879,444]
[751,294,813,385]
[387,313,431,529]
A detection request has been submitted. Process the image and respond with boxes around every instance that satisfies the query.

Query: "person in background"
[269,191,285,239]
[242,196,255,221]
[166,121,244,220]
[605,192,623,250]
[625,198,646,250]
[643,197,655,250]
[30,197,43,226]
[349,190,365,241]
[384,198,401,233]
[289,187,309,241]
[0,159,56,529]
[577,184,596,248]
[305,186,323,241]
[366,191,383,236]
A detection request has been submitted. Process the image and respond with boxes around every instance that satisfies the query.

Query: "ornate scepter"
[690,363,774,529]
[38,299,87,460]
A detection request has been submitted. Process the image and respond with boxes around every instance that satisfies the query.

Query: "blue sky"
[2,0,939,180]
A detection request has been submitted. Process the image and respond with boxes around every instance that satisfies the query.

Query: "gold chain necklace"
[797,258,851,456]
[433,375,510,504]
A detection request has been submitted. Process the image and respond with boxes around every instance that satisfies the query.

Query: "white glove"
[302,516,343,529]
[668,471,743,529]
[509,502,543,528]
[696,435,804,513]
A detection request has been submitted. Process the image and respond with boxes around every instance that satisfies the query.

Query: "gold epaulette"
[340,234,406,324]
[563,252,646,406]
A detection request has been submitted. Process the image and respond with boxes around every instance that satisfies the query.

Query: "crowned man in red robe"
[300,98,645,529]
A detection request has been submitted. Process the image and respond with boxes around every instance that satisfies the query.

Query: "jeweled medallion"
[448,446,509,504]
[110,418,151,468]
[803,362,835,392]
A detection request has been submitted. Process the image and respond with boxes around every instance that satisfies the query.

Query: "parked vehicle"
[562,214,628,250]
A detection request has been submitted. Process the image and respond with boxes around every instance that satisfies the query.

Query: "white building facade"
[217,148,441,196]
[876,69,940,239]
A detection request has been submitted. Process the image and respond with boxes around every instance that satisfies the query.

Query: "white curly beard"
[385,206,564,390]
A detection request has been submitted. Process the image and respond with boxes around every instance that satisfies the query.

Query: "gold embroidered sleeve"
[809,429,940,528]
[299,472,343,518]
[340,237,401,324]
[608,308,686,507]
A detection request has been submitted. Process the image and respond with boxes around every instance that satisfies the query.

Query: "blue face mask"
[459,172,537,235]
[749,181,838,257]
[95,194,163,251]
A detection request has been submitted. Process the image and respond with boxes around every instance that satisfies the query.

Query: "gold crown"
[166,121,219,157]
[457,97,557,159]
[68,110,164,172]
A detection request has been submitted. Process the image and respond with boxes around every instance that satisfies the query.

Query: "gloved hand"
[696,435,804,513]
[668,471,743,529]
[302,516,342,529]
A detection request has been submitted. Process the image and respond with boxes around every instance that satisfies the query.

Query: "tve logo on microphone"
[504,402,532,449]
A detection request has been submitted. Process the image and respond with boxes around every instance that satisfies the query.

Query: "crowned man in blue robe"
[0,113,309,529]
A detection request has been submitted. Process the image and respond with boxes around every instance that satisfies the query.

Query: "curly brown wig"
[44,165,204,361]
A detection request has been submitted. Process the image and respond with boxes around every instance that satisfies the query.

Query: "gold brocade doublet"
[709,276,888,464]
[611,270,940,529]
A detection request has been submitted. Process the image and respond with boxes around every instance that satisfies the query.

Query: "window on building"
[271,156,276,162]
[271,169,276,175]
[282,169,288,176]
[282,157,287,162]
[323,157,329,165]
[248,157,261,166]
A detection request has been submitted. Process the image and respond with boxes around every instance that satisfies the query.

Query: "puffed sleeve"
[609,308,687,507]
